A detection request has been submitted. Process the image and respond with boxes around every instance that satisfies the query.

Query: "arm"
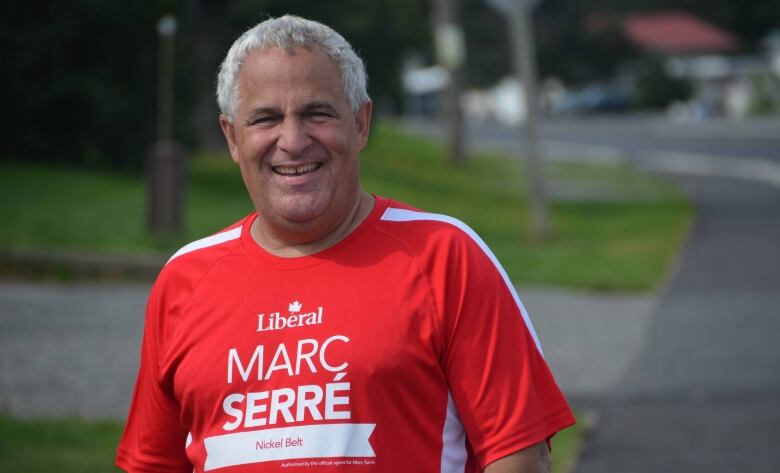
[116,276,192,472]
[431,224,575,470]
[484,441,551,473]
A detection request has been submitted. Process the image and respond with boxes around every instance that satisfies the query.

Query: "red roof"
[622,11,738,54]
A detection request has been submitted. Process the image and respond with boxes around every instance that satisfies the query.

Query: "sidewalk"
[518,287,657,404]
[0,282,148,419]
[572,175,780,473]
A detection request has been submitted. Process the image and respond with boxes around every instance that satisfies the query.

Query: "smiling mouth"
[272,162,323,176]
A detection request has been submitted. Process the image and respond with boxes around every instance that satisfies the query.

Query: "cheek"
[237,161,259,191]
[318,129,357,157]
[238,131,275,163]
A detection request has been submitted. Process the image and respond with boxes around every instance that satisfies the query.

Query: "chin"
[272,194,330,224]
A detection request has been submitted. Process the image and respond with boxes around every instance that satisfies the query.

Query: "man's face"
[220,46,371,241]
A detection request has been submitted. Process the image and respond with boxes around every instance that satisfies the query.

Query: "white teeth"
[274,163,320,175]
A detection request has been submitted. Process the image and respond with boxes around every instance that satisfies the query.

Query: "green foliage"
[0,1,198,170]
[0,1,430,169]
[534,0,780,85]
[635,55,692,109]
[461,0,511,88]
[749,73,780,115]
[535,3,637,86]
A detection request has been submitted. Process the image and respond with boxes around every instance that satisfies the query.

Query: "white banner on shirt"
[203,423,376,470]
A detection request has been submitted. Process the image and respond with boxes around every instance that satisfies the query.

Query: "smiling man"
[117,15,574,473]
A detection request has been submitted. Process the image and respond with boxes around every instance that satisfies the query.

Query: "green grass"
[0,415,584,473]
[0,122,691,290]
[552,411,587,473]
[0,416,123,472]
[0,156,254,254]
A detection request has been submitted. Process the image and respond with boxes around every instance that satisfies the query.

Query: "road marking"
[635,151,780,189]
[400,119,780,189]
[540,140,780,189]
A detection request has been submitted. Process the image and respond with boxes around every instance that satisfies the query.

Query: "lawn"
[0,122,691,290]
[0,414,585,473]
[0,416,124,473]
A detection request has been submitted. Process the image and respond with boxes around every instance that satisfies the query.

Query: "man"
[117,15,574,473]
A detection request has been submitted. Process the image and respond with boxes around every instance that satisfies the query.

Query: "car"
[556,84,634,114]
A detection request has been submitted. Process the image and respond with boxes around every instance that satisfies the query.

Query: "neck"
[251,191,375,257]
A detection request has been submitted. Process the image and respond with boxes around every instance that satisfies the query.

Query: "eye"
[306,110,333,122]
[251,115,280,126]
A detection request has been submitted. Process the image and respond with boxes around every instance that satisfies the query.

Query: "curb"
[0,248,166,282]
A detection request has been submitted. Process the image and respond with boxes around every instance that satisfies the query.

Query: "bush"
[635,55,692,109]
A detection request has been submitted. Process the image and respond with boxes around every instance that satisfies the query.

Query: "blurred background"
[2,0,779,169]
[0,0,780,169]
[1,1,779,472]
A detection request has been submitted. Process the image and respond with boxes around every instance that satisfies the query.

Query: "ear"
[219,114,241,164]
[354,100,373,150]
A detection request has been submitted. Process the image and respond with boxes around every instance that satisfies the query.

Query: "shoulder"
[376,199,491,258]
[140,216,251,351]
[154,215,250,297]
[375,198,514,287]
[167,219,245,265]
[372,199,508,290]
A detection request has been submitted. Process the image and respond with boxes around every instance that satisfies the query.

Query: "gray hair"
[217,15,369,122]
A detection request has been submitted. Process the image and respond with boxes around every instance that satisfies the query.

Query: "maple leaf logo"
[288,301,302,313]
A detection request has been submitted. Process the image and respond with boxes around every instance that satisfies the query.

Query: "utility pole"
[507,0,549,238]
[485,0,550,238]
[157,15,176,143]
[147,15,187,235]
[432,0,466,166]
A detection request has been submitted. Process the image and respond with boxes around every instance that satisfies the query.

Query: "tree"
[634,55,692,108]
[0,1,197,169]
[0,1,431,169]
[533,0,780,86]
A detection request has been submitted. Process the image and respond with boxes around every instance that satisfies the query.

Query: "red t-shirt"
[116,196,575,472]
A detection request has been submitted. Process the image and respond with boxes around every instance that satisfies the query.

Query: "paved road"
[404,115,780,162]
[475,115,780,162]
[403,115,780,189]
[573,175,780,473]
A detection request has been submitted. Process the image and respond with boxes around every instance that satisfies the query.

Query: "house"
[620,11,777,118]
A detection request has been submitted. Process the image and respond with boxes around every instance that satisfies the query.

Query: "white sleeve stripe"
[167,227,243,264]
[440,391,467,473]
[380,207,543,356]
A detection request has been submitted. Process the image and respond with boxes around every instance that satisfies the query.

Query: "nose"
[277,118,312,156]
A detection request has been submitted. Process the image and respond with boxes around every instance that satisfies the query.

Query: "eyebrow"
[301,101,340,116]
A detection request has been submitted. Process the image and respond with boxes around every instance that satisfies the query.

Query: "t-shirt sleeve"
[436,229,576,469]
[116,275,192,473]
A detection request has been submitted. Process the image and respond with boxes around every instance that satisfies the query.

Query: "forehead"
[237,46,346,105]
